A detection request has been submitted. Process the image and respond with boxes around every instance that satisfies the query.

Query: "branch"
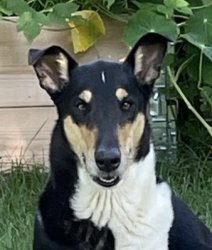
[167,66,212,137]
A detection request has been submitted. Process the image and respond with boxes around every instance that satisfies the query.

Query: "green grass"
[0,166,47,250]
[0,154,212,250]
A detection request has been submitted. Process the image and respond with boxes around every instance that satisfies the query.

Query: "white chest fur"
[71,146,173,250]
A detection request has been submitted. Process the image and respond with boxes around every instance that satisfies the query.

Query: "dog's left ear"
[125,33,169,88]
[28,46,78,97]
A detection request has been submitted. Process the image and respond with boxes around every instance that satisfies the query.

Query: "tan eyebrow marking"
[115,88,128,101]
[79,90,93,103]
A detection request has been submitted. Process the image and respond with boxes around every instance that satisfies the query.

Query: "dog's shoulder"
[169,195,212,250]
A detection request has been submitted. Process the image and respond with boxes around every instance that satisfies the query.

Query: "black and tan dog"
[29,33,212,250]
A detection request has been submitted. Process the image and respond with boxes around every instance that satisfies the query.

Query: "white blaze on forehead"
[101,71,106,84]
[79,90,93,103]
[115,88,128,101]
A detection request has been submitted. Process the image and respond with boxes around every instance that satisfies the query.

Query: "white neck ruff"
[71,145,173,250]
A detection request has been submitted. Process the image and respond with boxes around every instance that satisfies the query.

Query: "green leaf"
[0,4,13,16]
[201,86,212,110]
[157,4,174,17]
[187,53,212,86]
[69,10,105,53]
[132,2,158,11]
[164,0,189,8]
[17,11,47,41]
[104,0,115,9]
[182,5,212,61]
[176,6,193,15]
[6,0,31,15]
[47,1,79,25]
[182,35,212,61]
[124,10,179,46]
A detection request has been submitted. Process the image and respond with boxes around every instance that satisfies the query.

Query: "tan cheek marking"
[118,113,145,157]
[115,88,128,101]
[79,90,93,103]
[63,116,97,165]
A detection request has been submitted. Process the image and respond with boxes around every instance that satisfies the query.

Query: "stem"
[173,15,189,19]
[177,21,186,27]
[175,55,195,82]
[196,50,212,109]
[197,50,203,89]
[167,66,212,137]
[191,4,212,10]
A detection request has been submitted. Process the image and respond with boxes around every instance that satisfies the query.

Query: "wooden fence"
[0,18,128,170]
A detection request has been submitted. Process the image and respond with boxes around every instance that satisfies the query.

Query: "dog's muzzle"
[94,146,121,187]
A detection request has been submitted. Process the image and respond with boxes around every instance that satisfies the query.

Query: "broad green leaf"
[182,5,212,61]
[162,0,192,17]
[17,12,47,41]
[187,54,212,86]
[69,10,105,53]
[186,0,202,6]
[182,35,212,61]
[175,6,193,15]
[134,2,158,11]
[164,0,189,8]
[201,86,212,108]
[134,0,163,4]
[132,2,158,11]
[0,5,12,16]
[6,0,31,15]
[104,0,115,9]
[124,10,179,46]
[47,1,79,25]
[157,4,173,17]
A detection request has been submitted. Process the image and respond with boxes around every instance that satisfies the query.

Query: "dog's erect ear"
[28,46,78,96]
[125,33,169,87]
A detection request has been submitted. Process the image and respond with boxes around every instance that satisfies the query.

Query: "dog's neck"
[70,144,173,249]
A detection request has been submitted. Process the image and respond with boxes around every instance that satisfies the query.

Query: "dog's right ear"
[28,46,78,97]
[124,33,169,92]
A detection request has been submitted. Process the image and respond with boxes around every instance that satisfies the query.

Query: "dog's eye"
[76,101,87,111]
[122,101,132,110]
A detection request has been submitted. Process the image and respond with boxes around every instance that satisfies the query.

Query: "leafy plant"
[115,0,212,144]
[0,0,211,148]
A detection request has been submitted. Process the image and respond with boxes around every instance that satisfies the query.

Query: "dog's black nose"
[95,147,121,172]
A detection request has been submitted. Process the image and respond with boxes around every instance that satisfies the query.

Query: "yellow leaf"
[69,10,105,53]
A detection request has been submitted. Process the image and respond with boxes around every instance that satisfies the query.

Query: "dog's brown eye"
[122,101,131,110]
[76,101,87,111]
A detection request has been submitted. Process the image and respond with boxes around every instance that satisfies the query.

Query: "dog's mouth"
[93,176,120,188]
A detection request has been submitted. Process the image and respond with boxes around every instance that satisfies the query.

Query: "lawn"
[0,152,212,250]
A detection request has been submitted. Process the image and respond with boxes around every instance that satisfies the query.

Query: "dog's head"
[29,33,168,188]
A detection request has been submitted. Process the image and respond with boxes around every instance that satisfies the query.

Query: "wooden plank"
[0,17,129,67]
[0,71,53,107]
[0,107,57,169]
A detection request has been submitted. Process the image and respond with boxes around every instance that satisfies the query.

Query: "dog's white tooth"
[99,177,116,183]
